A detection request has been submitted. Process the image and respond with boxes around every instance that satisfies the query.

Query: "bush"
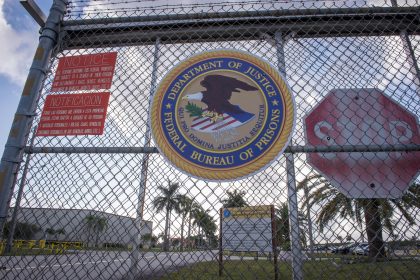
[102,243,126,249]
[2,221,40,240]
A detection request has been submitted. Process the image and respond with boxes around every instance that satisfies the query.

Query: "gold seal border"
[150,50,295,181]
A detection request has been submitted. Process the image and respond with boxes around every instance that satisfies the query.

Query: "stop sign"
[304,88,420,199]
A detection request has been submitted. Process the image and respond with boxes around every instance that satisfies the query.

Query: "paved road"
[0,250,219,280]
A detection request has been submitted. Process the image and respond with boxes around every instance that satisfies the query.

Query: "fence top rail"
[63,6,419,29]
[60,6,420,48]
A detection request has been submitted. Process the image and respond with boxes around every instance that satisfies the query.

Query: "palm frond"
[399,184,420,209]
[307,185,337,208]
[354,201,364,227]
[317,196,343,232]
[296,174,327,191]
[392,201,415,226]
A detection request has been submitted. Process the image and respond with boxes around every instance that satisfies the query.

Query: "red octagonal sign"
[304,89,420,198]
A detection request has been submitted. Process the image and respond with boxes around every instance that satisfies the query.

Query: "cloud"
[0,0,38,86]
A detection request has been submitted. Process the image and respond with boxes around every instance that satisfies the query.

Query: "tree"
[221,190,248,208]
[93,217,107,247]
[186,201,202,249]
[45,228,55,240]
[192,206,207,248]
[153,179,183,251]
[192,207,217,248]
[142,233,158,248]
[84,215,107,247]
[297,174,327,254]
[299,175,419,260]
[141,233,158,248]
[275,202,307,250]
[45,228,65,240]
[3,221,40,240]
[178,196,194,251]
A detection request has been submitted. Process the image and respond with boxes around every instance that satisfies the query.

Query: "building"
[8,207,152,247]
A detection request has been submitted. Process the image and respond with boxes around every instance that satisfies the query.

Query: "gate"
[1,1,419,279]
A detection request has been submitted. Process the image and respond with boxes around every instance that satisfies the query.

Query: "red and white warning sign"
[36,92,111,136]
[51,52,117,92]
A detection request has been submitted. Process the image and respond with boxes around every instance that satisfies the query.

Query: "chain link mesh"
[1,0,419,279]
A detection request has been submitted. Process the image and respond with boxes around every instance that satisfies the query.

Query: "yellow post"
[28,240,35,249]
[39,239,46,249]
[0,241,5,254]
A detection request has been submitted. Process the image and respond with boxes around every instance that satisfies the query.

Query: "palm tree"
[45,228,65,241]
[142,233,158,248]
[84,215,107,248]
[192,206,206,247]
[187,201,202,249]
[298,175,419,260]
[84,215,96,247]
[201,213,217,248]
[221,190,248,208]
[192,207,216,248]
[297,174,328,255]
[153,180,183,251]
[178,196,194,251]
[45,228,55,240]
[275,202,307,250]
[93,217,107,247]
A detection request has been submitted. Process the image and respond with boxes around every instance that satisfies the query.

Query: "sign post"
[218,209,223,277]
[271,205,279,280]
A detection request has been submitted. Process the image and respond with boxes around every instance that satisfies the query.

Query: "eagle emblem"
[183,74,258,133]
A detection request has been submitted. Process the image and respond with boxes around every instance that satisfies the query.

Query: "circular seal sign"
[150,50,295,181]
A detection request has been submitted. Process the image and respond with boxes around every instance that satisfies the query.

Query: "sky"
[0,0,52,156]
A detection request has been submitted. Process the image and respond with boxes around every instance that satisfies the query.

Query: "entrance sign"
[51,52,117,92]
[150,50,295,180]
[220,205,274,252]
[36,92,111,136]
[304,88,420,198]
[218,205,278,279]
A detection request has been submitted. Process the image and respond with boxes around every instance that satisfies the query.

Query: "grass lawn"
[159,259,420,280]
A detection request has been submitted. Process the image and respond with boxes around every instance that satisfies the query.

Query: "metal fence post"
[391,0,420,94]
[275,31,304,280]
[400,30,420,94]
[304,185,315,259]
[5,126,37,253]
[128,37,160,279]
[0,0,68,239]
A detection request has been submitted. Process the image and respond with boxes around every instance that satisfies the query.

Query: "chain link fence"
[1,0,419,279]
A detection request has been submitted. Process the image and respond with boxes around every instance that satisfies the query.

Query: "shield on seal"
[191,108,255,133]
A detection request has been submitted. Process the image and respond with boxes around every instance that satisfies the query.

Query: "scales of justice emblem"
[150,50,295,181]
